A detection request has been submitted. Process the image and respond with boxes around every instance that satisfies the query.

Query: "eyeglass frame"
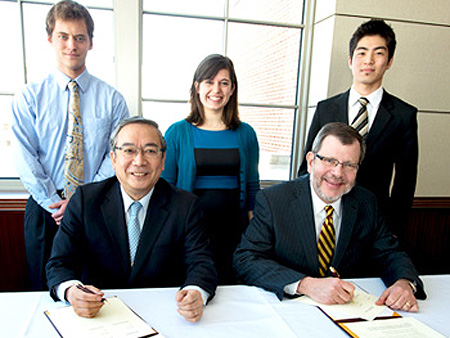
[113,144,164,158]
[315,153,359,172]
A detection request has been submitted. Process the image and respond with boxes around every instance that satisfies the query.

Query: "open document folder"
[44,296,159,338]
[292,287,445,338]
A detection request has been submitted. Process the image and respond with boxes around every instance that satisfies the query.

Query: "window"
[142,0,305,181]
[0,0,309,189]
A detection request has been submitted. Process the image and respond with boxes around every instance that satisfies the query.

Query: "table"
[1,275,448,338]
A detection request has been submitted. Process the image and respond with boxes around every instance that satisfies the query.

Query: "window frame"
[0,0,315,193]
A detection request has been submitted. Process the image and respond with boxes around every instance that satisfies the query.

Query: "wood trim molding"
[412,197,450,209]
[0,199,27,211]
[0,197,449,211]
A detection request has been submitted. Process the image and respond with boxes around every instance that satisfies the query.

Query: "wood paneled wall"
[0,198,448,291]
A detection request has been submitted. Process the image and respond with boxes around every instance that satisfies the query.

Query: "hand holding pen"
[67,283,107,318]
[74,283,108,303]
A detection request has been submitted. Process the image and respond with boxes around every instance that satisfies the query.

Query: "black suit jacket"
[47,177,217,299]
[233,175,425,300]
[298,90,418,236]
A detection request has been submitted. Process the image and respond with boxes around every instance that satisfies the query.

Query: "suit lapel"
[291,177,320,272]
[333,90,350,124]
[130,180,169,280]
[332,194,358,268]
[100,180,131,274]
[366,90,393,147]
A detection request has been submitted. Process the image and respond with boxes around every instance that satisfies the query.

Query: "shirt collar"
[120,185,154,213]
[310,179,341,219]
[54,68,90,93]
[349,85,383,109]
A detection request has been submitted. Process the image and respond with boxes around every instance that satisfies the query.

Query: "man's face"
[348,34,393,92]
[111,123,166,201]
[48,19,92,79]
[306,135,360,203]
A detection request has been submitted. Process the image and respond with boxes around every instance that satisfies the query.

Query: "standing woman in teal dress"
[162,54,260,284]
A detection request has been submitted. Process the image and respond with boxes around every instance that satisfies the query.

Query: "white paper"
[44,296,158,338]
[344,317,446,338]
[294,288,387,321]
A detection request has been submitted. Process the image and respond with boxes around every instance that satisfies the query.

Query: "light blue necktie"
[128,201,142,265]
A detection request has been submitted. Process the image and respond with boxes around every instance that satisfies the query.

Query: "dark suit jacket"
[47,177,217,300]
[233,175,425,301]
[298,90,418,236]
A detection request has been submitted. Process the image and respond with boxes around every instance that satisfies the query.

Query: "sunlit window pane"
[240,106,294,181]
[0,95,17,178]
[85,9,115,84]
[229,0,303,25]
[143,0,225,17]
[22,3,53,83]
[228,22,301,105]
[142,15,224,100]
[28,0,113,7]
[142,101,190,134]
[0,2,23,93]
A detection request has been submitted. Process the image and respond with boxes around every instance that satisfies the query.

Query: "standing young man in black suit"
[298,19,418,239]
[47,117,217,322]
[234,123,425,311]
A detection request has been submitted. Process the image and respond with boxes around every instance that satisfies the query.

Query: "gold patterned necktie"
[351,97,369,139]
[64,81,84,198]
[318,205,335,277]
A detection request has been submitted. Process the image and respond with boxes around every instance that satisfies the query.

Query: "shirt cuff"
[182,285,210,305]
[56,280,82,303]
[284,280,301,295]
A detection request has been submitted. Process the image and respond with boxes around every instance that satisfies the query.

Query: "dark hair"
[349,19,396,61]
[46,0,94,41]
[186,54,241,130]
[110,116,167,153]
[311,122,366,163]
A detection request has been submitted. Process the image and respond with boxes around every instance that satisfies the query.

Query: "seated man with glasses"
[233,122,426,311]
[46,116,217,322]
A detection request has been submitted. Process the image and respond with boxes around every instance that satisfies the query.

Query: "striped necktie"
[64,81,84,198]
[351,97,369,140]
[318,205,335,277]
[128,201,142,265]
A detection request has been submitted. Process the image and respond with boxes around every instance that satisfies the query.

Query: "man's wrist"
[399,278,417,294]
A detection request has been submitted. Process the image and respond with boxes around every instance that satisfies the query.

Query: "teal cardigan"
[162,120,260,212]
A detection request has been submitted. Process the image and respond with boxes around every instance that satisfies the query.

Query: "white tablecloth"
[1,275,448,338]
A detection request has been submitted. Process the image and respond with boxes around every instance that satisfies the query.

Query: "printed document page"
[44,296,158,338]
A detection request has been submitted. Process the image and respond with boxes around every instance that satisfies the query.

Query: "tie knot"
[325,205,334,217]
[130,201,142,217]
[68,81,78,92]
[358,97,369,106]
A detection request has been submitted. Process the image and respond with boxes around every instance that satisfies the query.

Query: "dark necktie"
[318,206,335,277]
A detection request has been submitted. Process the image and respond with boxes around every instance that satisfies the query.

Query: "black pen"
[74,282,108,303]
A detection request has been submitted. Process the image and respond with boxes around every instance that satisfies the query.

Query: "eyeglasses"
[315,154,359,172]
[114,145,163,158]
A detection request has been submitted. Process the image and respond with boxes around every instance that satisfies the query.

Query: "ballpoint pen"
[330,266,340,278]
[74,282,109,303]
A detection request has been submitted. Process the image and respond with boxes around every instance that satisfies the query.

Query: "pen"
[330,266,340,278]
[74,283,108,303]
